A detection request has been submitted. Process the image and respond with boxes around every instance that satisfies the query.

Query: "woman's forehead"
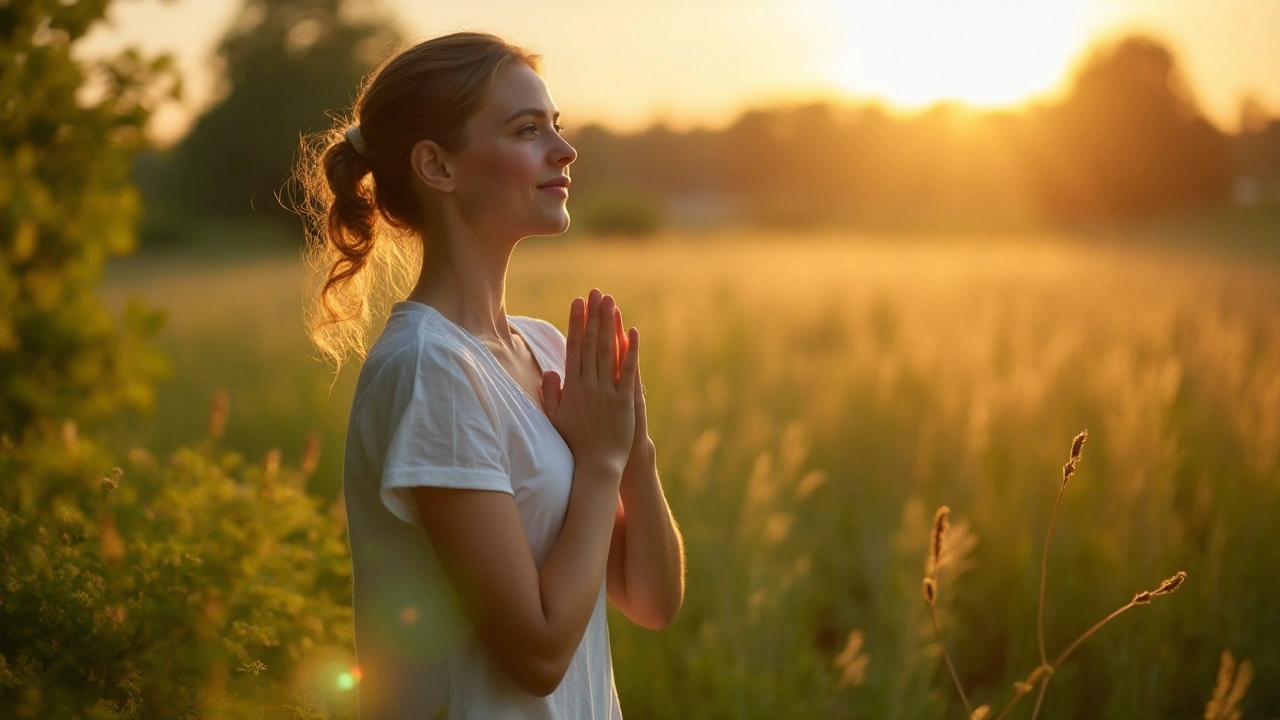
[479,63,558,124]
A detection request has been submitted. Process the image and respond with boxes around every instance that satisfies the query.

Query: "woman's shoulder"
[361,308,488,394]
[509,313,565,338]
[510,315,566,372]
[510,315,566,346]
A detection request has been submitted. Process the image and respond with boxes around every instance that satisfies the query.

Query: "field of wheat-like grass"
[101,230,1279,718]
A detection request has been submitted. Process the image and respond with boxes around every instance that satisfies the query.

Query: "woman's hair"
[292,32,541,368]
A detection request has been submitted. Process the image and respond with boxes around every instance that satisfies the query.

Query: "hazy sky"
[77,0,1280,144]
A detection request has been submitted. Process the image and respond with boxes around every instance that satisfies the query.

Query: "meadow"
[100,227,1279,719]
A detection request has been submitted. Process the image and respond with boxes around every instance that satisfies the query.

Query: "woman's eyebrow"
[503,108,561,124]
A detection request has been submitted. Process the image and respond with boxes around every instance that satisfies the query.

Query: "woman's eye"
[520,123,564,137]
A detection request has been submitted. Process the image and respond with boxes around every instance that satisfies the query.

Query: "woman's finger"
[633,361,648,436]
[597,296,616,385]
[541,370,562,416]
[613,305,627,383]
[565,297,584,380]
[620,326,639,393]
[596,293,616,381]
[582,289,602,384]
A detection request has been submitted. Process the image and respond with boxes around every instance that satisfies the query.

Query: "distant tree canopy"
[568,33,1244,229]
[143,25,1264,243]
[141,0,401,245]
[1024,36,1236,221]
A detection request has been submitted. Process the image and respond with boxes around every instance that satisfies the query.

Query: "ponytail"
[294,123,419,370]
[289,32,540,370]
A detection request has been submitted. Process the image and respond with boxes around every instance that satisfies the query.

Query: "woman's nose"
[553,135,577,167]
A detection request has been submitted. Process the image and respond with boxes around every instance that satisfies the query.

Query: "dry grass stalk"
[1203,650,1253,720]
[922,431,1189,720]
[1025,575,1187,719]
[1030,430,1086,714]
[1040,431,1088,668]
[921,504,971,714]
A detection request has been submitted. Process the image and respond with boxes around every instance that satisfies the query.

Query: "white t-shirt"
[342,300,623,720]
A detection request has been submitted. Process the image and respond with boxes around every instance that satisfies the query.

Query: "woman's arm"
[606,441,685,630]
[603,316,685,629]
[414,291,638,697]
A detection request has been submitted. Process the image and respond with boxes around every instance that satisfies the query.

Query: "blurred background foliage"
[1,1,353,717]
[128,0,1280,244]
[3,0,1279,717]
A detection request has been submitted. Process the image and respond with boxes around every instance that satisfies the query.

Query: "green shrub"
[0,421,354,719]
[2,4,359,717]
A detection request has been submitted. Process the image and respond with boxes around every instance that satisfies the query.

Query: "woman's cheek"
[463,144,525,213]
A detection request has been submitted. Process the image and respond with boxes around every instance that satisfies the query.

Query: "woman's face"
[449,62,578,240]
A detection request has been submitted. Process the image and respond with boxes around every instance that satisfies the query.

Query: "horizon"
[76,0,1280,145]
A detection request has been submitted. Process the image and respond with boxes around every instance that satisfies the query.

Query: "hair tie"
[345,125,368,158]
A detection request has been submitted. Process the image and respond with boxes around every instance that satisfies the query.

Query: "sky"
[76,0,1280,145]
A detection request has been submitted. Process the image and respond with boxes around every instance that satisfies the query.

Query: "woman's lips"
[539,185,569,198]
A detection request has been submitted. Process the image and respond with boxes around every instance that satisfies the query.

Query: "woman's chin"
[527,211,571,237]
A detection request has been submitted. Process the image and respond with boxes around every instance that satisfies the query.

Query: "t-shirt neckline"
[392,300,552,419]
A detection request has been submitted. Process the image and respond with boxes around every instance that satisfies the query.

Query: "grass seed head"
[1153,570,1187,596]
[970,706,990,720]
[923,577,936,606]
[1071,429,1088,461]
[1063,429,1088,484]
[928,505,950,577]
[1133,570,1187,605]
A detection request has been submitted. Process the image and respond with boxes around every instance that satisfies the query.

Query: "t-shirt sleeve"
[379,339,512,526]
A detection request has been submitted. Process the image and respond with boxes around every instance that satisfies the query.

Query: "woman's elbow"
[500,641,574,698]
[636,595,683,631]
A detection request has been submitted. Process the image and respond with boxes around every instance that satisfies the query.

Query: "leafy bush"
[0,416,354,718]
[2,3,358,717]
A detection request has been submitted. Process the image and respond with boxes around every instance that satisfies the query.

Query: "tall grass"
[102,230,1280,718]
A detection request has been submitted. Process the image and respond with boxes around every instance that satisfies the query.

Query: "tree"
[1025,35,1235,221]
[0,0,172,510]
[144,0,402,245]
[1,4,355,716]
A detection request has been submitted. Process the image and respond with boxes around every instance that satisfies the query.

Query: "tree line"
[133,0,1280,244]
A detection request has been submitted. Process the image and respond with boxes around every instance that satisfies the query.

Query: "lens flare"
[401,605,419,624]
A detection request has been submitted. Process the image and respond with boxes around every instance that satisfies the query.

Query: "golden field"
[101,229,1280,718]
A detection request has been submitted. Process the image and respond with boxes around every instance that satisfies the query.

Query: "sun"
[823,0,1098,111]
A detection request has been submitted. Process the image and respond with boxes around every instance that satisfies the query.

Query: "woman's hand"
[541,289,639,481]
[612,306,653,466]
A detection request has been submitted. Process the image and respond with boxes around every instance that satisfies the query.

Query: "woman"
[293,32,685,719]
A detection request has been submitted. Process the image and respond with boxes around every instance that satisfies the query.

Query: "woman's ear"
[411,139,456,193]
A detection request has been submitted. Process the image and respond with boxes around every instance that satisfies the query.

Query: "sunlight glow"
[824,0,1097,111]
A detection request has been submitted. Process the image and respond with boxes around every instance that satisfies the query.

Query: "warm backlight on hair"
[824,0,1096,111]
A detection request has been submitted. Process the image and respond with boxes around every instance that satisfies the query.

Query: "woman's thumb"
[541,370,562,415]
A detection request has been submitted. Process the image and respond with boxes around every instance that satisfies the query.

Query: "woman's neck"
[406,225,518,344]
